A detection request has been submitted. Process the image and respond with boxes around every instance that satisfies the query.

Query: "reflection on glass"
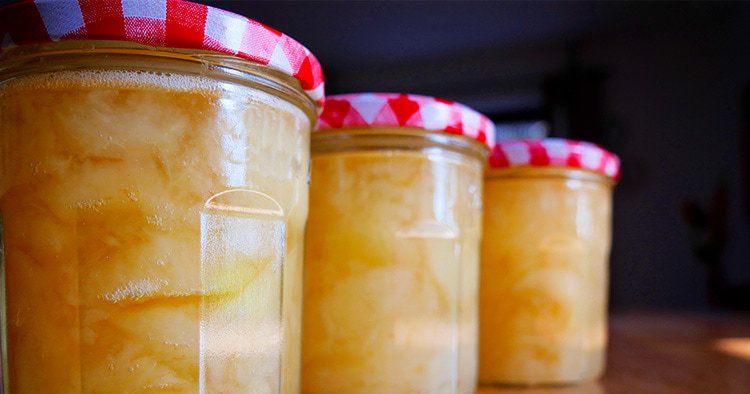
[200,190,285,392]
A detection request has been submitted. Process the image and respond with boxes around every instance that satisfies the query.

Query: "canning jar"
[479,139,619,386]
[302,93,495,393]
[0,1,324,392]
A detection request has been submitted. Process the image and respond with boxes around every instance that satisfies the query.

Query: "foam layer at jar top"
[1,68,305,113]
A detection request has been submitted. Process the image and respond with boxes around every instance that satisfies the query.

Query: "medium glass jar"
[479,139,619,386]
[302,93,495,393]
[0,1,323,392]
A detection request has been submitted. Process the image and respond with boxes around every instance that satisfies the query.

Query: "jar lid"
[317,93,496,149]
[490,138,621,179]
[0,0,325,106]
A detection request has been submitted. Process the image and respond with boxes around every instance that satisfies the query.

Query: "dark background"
[198,1,750,312]
[3,0,748,311]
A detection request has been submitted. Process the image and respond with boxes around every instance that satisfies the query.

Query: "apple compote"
[303,93,495,394]
[0,34,319,394]
[479,139,619,386]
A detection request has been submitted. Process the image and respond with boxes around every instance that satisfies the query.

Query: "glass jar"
[479,139,619,386]
[0,1,323,392]
[302,93,494,393]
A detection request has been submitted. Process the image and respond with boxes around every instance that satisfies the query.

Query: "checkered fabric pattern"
[317,93,496,149]
[490,138,621,179]
[0,0,325,106]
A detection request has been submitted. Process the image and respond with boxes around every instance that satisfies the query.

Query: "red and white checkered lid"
[0,0,325,106]
[490,138,621,179]
[317,93,496,149]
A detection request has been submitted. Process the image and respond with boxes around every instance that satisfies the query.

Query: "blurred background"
[193,1,750,312]
[4,0,740,312]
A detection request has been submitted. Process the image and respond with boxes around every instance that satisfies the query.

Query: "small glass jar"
[0,1,323,392]
[479,139,619,386]
[302,93,494,393]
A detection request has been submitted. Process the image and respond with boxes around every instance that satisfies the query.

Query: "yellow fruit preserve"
[0,43,316,392]
[479,139,618,386]
[302,92,494,394]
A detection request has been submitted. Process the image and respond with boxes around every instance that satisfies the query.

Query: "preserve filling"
[302,145,483,393]
[0,70,310,393]
[479,167,612,385]
[458,235,480,394]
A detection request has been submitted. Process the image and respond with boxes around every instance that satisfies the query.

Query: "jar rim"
[486,166,616,186]
[311,127,490,164]
[0,0,325,106]
[0,40,318,124]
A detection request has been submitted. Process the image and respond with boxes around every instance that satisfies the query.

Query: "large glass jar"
[302,93,495,393]
[0,1,324,392]
[479,139,619,386]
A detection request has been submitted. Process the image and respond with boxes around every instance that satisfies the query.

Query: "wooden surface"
[478,311,750,394]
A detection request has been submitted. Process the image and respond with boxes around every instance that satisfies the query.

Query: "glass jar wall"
[479,139,619,386]
[302,93,495,394]
[0,2,323,391]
